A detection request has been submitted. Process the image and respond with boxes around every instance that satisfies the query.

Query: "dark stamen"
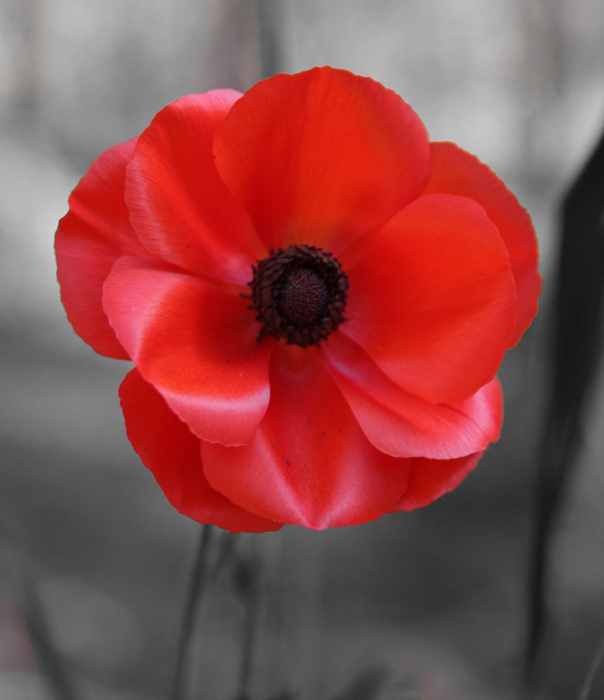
[248,245,349,348]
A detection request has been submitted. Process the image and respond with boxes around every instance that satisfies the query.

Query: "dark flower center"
[246,245,349,348]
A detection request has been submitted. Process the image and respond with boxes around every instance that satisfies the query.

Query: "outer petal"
[125,91,265,285]
[103,256,274,446]
[322,332,503,459]
[120,369,281,533]
[213,67,430,254]
[341,194,517,404]
[394,452,484,512]
[421,142,541,346]
[201,344,411,530]
[55,139,151,359]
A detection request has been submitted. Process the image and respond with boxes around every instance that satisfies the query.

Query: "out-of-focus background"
[2,1,604,698]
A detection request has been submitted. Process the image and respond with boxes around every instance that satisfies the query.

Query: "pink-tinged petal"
[421,142,541,346]
[103,257,274,445]
[322,332,503,459]
[125,91,265,285]
[394,452,484,511]
[120,369,281,533]
[201,344,411,530]
[55,138,151,359]
[341,194,517,404]
[213,67,430,254]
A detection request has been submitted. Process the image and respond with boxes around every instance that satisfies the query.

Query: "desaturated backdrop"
[1,1,604,699]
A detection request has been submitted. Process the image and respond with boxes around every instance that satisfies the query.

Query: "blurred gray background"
[2,1,604,698]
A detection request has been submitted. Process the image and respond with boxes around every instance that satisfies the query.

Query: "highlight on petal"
[103,256,274,446]
[342,193,517,405]
[125,91,265,285]
[322,332,503,460]
[55,138,151,359]
[394,451,484,512]
[200,344,411,530]
[213,66,430,254]
[421,142,541,346]
[120,369,281,533]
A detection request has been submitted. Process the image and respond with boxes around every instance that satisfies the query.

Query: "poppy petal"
[200,344,411,530]
[421,142,541,347]
[342,193,517,404]
[322,332,503,459]
[394,452,484,511]
[55,138,150,359]
[125,91,265,285]
[103,256,274,445]
[213,66,430,254]
[120,369,281,533]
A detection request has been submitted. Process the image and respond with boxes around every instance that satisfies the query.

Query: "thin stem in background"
[234,544,263,700]
[20,575,81,700]
[171,524,215,700]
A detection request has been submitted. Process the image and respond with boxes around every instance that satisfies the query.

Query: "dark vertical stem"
[171,525,215,700]
[525,119,604,685]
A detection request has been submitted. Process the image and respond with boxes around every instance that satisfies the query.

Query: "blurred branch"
[526,120,604,684]
[254,0,285,79]
[10,0,42,128]
[577,633,604,700]
[328,665,393,700]
[0,519,80,700]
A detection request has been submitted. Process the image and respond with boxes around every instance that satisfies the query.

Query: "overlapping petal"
[341,193,517,404]
[55,139,151,359]
[103,256,274,445]
[125,91,265,285]
[213,67,430,255]
[322,332,503,459]
[421,142,541,346]
[120,369,281,533]
[394,452,484,512]
[201,344,411,529]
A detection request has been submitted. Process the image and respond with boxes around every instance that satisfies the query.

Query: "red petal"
[394,451,484,511]
[103,257,274,445]
[421,142,541,346]
[341,194,517,404]
[125,91,265,285]
[213,67,430,254]
[55,138,151,359]
[322,332,503,459]
[120,369,281,533]
[200,344,411,530]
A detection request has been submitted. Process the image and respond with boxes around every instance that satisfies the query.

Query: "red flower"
[55,67,541,532]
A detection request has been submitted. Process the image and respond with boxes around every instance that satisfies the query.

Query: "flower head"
[55,67,541,532]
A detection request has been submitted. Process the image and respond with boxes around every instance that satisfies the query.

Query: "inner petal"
[213,67,430,254]
[341,193,517,405]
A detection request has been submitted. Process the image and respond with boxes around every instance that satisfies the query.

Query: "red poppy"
[55,67,540,532]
